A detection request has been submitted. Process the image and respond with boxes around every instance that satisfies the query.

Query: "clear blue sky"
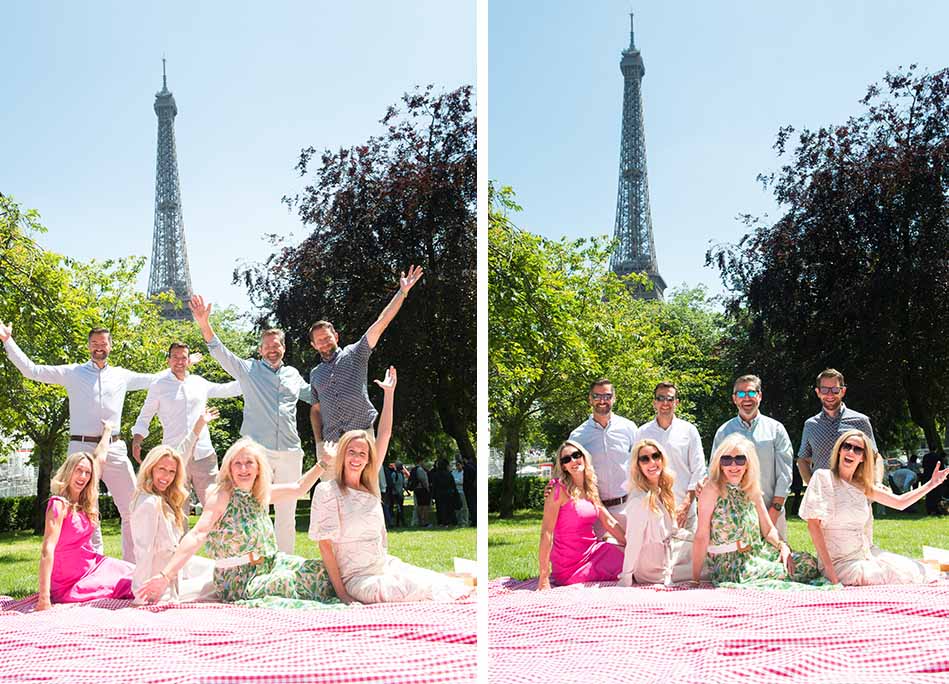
[2,1,475,313]
[489,1,949,298]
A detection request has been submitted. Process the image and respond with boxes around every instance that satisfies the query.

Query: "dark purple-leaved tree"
[237,85,475,464]
[708,66,949,452]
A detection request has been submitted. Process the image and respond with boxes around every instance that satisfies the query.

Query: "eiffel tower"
[148,58,193,320]
[610,14,666,300]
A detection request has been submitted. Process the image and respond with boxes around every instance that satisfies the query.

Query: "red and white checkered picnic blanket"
[0,594,476,683]
[489,578,949,683]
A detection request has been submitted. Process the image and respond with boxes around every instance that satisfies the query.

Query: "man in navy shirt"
[308,265,423,455]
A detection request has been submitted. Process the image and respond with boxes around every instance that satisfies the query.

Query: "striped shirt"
[798,403,875,472]
[309,334,377,442]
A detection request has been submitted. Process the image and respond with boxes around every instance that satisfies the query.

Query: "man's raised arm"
[0,321,71,385]
[365,265,423,349]
[189,295,250,382]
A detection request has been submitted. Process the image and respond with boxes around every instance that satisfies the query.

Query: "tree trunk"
[32,440,55,534]
[902,370,944,454]
[436,398,475,464]
[499,422,521,519]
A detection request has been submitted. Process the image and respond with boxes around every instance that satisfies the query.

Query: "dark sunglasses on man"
[817,386,844,395]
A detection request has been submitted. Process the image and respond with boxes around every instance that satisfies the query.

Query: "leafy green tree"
[490,184,732,516]
[237,86,475,465]
[709,66,949,452]
[0,194,170,530]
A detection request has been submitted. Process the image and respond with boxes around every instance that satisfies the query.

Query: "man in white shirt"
[0,323,160,561]
[711,374,793,537]
[568,377,638,532]
[131,341,241,506]
[636,382,707,530]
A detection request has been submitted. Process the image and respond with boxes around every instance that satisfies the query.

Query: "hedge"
[487,476,549,512]
[0,495,119,533]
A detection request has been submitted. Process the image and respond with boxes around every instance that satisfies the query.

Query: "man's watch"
[771,501,784,512]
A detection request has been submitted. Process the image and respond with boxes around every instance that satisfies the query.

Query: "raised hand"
[189,295,212,324]
[0,321,12,342]
[188,352,204,365]
[373,366,398,393]
[321,441,338,467]
[399,265,424,295]
[930,462,948,489]
[197,407,220,429]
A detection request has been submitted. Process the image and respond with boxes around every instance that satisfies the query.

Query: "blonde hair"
[830,429,876,496]
[134,445,189,531]
[553,440,601,505]
[50,452,100,524]
[627,439,676,516]
[213,438,272,507]
[708,434,762,502]
[334,430,380,497]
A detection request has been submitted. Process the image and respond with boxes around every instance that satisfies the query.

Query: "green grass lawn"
[0,510,476,599]
[489,507,949,580]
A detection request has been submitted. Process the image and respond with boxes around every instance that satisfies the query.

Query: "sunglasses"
[839,442,865,456]
[654,395,676,402]
[719,454,747,467]
[734,390,759,398]
[560,451,584,466]
[638,451,663,464]
[817,386,844,395]
[591,392,614,401]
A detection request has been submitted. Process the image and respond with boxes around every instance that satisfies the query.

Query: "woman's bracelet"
[159,570,169,581]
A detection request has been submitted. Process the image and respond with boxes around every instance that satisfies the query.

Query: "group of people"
[388,457,476,528]
[2,266,473,609]
[537,371,948,591]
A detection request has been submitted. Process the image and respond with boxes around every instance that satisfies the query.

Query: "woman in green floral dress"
[693,434,825,589]
[135,438,336,608]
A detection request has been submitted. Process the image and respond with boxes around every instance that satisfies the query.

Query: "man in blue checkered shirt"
[797,368,876,485]
[308,265,423,457]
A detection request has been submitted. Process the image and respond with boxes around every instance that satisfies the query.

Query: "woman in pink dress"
[37,422,134,610]
[537,440,626,590]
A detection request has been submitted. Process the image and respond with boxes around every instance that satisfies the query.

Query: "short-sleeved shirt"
[309,334,377,442]
[569,414,639,501]
[798,404,875,472]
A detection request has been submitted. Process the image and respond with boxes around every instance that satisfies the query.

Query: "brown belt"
[69,434,120,444]
[601,494,628,508]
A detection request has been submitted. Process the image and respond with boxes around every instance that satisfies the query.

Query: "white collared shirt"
[132,370,241,460]
[636,417,707,505]
[3,337,159,437]
[569,413,638,501]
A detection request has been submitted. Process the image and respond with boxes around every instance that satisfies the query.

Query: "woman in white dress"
[130,409,217,602]
[309,367,471,604]
[800,429,948,585]
[619,439,692,586]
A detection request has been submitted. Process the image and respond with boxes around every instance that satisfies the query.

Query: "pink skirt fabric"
[47,497,134,603]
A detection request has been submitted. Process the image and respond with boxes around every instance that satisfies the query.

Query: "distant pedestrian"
[431,458,457,527]
[453,460,469,526]
[463,456,476,527]
[409,460,431,527]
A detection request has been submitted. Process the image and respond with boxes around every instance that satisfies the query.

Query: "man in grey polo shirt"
[798,368,875,485]
[0,322,160,561]
[568,377,638,533]
[712,374,793,537]
[308,265,423,451]
[190,295,318,554]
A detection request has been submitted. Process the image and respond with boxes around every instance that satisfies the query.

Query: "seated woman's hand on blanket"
[135,573,170,603]
[779,542,795,575]
[35,594,52,611]
[537,576,551,591]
